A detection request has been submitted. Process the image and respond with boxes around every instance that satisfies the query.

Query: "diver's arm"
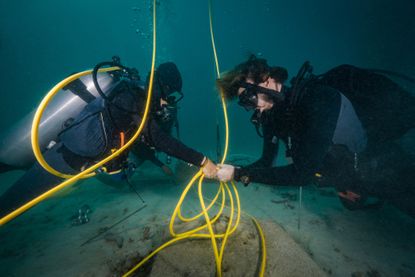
[234,85,342,187]
[244,123,277,169]
[148,153,165,168]
[234,163,308,186]
[144,118,205,166]
[131,143,165,167]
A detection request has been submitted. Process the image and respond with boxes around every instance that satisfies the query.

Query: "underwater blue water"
[1,0,414,155]
[0,0,415,276]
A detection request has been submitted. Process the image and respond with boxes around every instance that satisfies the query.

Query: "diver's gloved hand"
[201,157,217,179]
[217,164,235,182]
[161,165,173,176]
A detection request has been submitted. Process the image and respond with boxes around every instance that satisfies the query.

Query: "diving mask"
[165,91,183,105]
[237,82,285,111]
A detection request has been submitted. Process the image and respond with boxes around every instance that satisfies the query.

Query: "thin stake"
[298,186,303,230]
[126,177,146,204]
[80,204,147,246]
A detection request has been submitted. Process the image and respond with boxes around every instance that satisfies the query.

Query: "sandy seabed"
[0,161,414,277]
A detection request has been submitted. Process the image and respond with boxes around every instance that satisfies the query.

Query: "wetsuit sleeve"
[131,143,165,167]
[144,118,205,166]
[235,163,304,185]
[148,153,165,167]
[235,85,341,186]
[244,123,278,169]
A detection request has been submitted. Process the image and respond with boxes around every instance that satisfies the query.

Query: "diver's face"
[160,98,168,107]
[237,77,282,113]
[256,94,274,113]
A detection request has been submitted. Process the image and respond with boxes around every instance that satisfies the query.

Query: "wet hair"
[216,55,288,100]
[269,66,288,84]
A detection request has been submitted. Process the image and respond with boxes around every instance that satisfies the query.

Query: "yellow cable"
[125,1,240,276]
[253,218,267,276]
[31,67,120,179]
[0,0,158,226]
[2,1,265,276]
[125,178,242,276]
[126,1,265,276]
[177,183,222,222]
[208,0,229,164]
[198,176,221,274]
[204,189,266,275]
[209,1,267,274]
[208,0,267,274]
[218,182,234,263]
[169,178,241,240]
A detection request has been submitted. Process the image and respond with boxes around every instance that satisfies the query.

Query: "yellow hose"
[253,218,267,276]
[177,181,222,222]
[125,1,266,277]
[31,67,120,179]
[204,193,267,276]
[0,0,158,226]
[207,1,267,275]
[1,1,267,276]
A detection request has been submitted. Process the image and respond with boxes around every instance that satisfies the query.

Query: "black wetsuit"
[130,102,179,169]
[234,83,415,217]
[235,84,346,185]
[0,81,203,218]
[131,142,165,168]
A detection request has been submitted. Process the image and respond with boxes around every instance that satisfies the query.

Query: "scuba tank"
[0,56,140,169]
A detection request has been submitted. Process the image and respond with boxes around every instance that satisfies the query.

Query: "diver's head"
[216,55,288,112]
[156,62,183,104]
[147,62,183,124]
[237,78,283,113]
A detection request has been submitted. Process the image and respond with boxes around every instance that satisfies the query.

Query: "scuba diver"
[0,57,217,218]
[96,62,183,186]
[128,96,178,177]
[130,62,182,176]
[215,55,415,219]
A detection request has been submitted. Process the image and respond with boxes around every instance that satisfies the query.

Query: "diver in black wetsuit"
[215,55,415,218]
[0,61,217,218]
[129,63,183,177]
[98,63,183,184]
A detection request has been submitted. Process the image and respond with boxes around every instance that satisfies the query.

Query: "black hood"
[157,62,182,93]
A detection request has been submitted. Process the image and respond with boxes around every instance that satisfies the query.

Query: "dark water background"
[0,1,415,276]
[1,0,414,157]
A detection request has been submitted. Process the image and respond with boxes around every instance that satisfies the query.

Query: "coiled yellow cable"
[1,0,267,276]
[125,1,266,277]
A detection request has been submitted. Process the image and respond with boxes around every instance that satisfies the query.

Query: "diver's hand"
[202,158,217,179]
[217,164,235,182]
[161,165,173,176]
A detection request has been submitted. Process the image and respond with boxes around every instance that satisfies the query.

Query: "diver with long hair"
[216,55,415,218]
